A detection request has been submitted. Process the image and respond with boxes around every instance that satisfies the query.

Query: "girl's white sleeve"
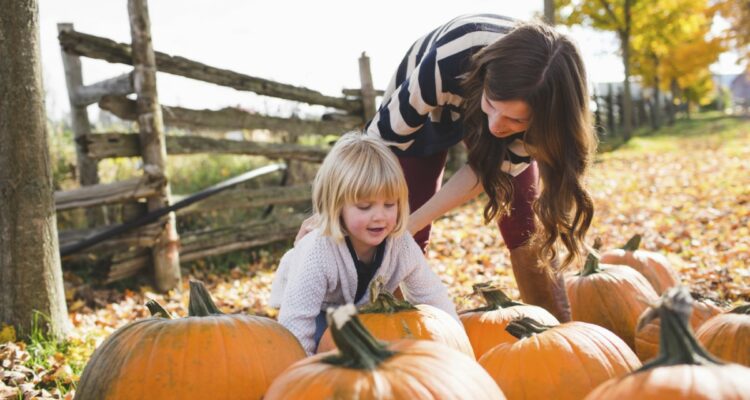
[276,246,330,355]
[397,236,460,322]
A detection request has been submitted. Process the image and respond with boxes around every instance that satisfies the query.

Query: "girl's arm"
[276,249,330,355]
[397,237,460,321]
[407,163,484,234]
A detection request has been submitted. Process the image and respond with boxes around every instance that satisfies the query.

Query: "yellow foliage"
[0,324,17,343]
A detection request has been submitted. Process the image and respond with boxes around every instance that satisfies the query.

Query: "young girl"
[269,132,459,355]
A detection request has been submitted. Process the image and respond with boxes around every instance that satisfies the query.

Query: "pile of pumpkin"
[74,235,750,399]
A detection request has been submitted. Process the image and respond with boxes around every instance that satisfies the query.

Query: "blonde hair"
[313,131,409,241]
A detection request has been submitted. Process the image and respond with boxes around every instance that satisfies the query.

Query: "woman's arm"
[407,163,484,234]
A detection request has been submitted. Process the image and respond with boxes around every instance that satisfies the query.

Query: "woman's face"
[481,91,531,138]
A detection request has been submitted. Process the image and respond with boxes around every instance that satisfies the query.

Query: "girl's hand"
[295,214,320,245]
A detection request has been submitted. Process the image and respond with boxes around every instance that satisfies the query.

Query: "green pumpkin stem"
[322,304,395,369]
[637,287,723,372]
[463,284,523,313]
[505,317,553,340]
[359,278,417,314]
[146,299,173,319]
[621,234,642,251]
[580,253,603,277]
[729,304,750,315]
[188,280,224,317]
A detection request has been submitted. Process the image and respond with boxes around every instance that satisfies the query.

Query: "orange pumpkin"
[696,304,750,367]
[585,287,750,399]
[566,253,659,349]
[316,286,474,358]
[635,293,723,361]
[459,283,559,358]
[265,304,505,400]
[479,317,641,400]
[75,281,306,400]
[598,234,681,295]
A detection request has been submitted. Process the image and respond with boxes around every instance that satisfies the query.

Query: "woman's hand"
[295,214,320,245]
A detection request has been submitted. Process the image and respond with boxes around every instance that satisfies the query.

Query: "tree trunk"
[544,0,555,25]
[128,0,181,292]
[651,56,662,129]
[0,0,70,339]
[619,0,633,140]
[667,78,678,126]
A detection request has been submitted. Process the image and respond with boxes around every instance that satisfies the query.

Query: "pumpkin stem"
[593,237,603,251]
[359,278,417,314]
[188,280,224,317]
[463,284,523,313]
[146,299,173,319]
[621,234,642,251]
[505,317,552,340]
[322,304,395,369]
[579,253,603,277]
[729,304,750,315]
[637,286,723,372]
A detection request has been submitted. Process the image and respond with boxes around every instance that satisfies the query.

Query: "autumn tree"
[556,0,642,139]
[630,0,723,126]
[717,0,750,66]
[0,0,71,339]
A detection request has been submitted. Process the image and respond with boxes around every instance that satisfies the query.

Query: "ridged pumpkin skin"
[566,254,659,349]
[586,288,750,400]
[460,285,559,359]
[600,235,681,295]
[696,306,750,367]
[586,364,750,399]
[635,299,723,361]
[267,305,505,400]
[479,319,641,400]
[75,282,306,400]
[317,304,474,359]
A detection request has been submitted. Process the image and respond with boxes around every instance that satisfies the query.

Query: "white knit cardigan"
[269,228,460,355]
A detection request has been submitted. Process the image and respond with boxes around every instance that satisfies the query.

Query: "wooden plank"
[99,95,357,135]
[174,184,312,215]
[79,214,307,283]
[59,223,162,252]
[55,176,163,210]
[128,0,181,291]
[58,23,104,226]
[358,52,377,121]
[74,72,133,106]
[58,29,361,112]
[342,88,385,97]
[80,133,329,161]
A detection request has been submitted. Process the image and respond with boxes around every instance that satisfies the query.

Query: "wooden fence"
[55,1,380,290]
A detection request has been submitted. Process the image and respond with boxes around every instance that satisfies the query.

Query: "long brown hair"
[461,21,597,269]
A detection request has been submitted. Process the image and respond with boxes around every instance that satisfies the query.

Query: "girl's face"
[481,91,531,138]
[341,196,398,257]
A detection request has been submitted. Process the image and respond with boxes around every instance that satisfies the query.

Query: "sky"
[37,0,746,121]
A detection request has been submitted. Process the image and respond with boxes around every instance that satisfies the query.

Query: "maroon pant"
[398,150,538,252]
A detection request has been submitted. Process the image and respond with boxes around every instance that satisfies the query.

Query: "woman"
[302,14,596,321]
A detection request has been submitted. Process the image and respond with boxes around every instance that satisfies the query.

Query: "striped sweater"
[365,13,532,176]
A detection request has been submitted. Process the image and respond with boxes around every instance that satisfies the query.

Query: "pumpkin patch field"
[1,115,749,399]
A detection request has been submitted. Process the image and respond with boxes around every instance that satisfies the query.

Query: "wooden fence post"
[606,83,615,134]
[358,52,377,124]
[57,23,107,227]
[128,0,181,292]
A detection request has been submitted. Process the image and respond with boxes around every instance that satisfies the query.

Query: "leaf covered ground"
[2,115,749,399]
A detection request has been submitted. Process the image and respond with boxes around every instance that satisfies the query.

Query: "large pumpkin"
[265,304,505,399]
[566,253,659,349]
[316,285,474,358]
[74,281,306,400]
[598,234,681,295]
[479,317,641,400]
[635,293,723,361]
[585,287,750,399]
[459,283,559,359]
[696,304,750,367]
